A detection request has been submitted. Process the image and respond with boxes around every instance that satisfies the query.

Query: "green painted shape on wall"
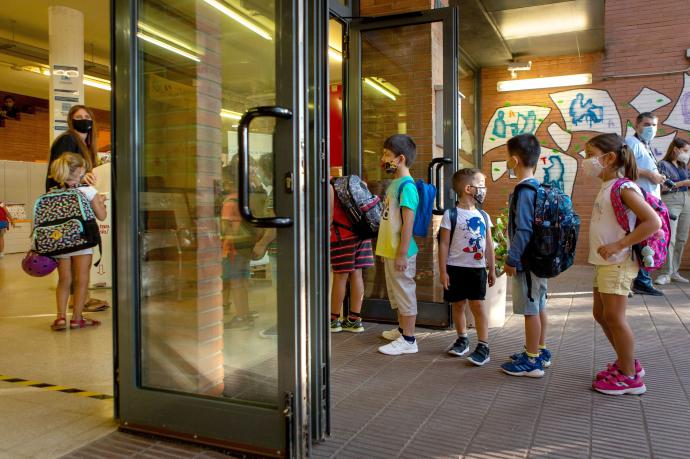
[504,102,512,107]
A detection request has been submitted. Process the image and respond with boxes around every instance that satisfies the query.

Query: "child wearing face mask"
[655,138,690,285]
[376,134,420,356]
[584,133,662,395]
[438,168,495,366]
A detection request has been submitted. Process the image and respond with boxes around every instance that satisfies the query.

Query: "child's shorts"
[330,238,374,273]
[512,270,548,316]
[593,257,638,296]
[222,249,251,281]
[383,254,417,316]
[444,265,487,302]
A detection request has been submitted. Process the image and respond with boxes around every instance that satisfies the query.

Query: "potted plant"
[465,207,509,328]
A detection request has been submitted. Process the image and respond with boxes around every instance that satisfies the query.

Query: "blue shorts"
[512,271,548,316]
[222,250,251,281]
[0,221,8,230]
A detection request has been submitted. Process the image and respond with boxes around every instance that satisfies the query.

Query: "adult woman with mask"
[46,104,109,312]
[655,138,690,285]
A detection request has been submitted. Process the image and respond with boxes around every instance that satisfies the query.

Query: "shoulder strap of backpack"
[396,178,414,203]
[448,207,458,244]
[610,178,633,233]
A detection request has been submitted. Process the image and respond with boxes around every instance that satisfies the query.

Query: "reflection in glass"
[359,23,446,304]
[137,0,279,406]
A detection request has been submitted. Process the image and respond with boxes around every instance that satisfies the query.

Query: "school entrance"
[111,0,469,456]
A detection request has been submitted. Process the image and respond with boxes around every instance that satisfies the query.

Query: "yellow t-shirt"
[375,177,419,259]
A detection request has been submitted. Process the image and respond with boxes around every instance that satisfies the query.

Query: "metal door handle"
[238,106,293,228]
[428,158,452,215]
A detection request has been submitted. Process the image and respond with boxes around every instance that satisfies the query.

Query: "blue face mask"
[639,125,656,143]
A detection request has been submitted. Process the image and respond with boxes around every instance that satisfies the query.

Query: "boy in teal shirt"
[377,134,420,355]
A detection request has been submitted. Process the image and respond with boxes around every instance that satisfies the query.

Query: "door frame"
[345,7,460,328]
[112,0,318,456]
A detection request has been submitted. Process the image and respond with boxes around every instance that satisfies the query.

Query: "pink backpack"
[610,178,671,271]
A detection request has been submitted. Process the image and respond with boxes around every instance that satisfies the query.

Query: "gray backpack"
[331,175,382,240]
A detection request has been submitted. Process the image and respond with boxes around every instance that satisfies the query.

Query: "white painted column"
[48,6,84,141]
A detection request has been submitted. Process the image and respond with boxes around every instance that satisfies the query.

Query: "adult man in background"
[625,112,665,296]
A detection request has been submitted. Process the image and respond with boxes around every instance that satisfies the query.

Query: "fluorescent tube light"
[203,0,272,41]
[84,75,111,91]
[221,109,243,120]
[364,77,396,101]
[328,47,342,62]
[497,73,592,92]
[138,22,199,54]
[137,32,201,62]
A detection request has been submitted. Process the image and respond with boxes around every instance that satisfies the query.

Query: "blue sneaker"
[501,352,545,377]
[510,347,552,368]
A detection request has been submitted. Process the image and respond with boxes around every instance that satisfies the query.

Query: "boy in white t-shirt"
[438,168,495,366]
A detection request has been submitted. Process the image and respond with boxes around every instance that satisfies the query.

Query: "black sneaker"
[631,283,663,296]
[448,336,470,357]
[467,343,490,366]
[225,314,254,330]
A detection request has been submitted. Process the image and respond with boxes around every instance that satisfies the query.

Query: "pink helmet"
[22,251,58,277]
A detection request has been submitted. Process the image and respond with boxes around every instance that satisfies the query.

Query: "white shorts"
[53,248,94,259]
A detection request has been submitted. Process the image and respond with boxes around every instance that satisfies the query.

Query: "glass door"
[347,7,460,327]
[113,0,315,456]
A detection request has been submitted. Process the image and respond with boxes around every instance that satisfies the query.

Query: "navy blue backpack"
[397,179,436,238]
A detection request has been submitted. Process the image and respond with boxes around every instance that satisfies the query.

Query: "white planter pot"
[465,273,507,329]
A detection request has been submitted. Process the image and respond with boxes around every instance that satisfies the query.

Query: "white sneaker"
[381,327,401,341]
[655,274,671,285]
[378,336,418,355]
[671,272,690,283]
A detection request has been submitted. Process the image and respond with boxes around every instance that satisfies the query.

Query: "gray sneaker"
[467,343,490,366]
[330,319,342,333]
[448,336,470,357]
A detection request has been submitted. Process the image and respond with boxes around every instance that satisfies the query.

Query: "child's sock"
[526,351,540,359]
[348,311,361,321]
[402,334,416,344]
[478,340,489,347]
[331,313,340,321]
[539,343,546,350]
[458,332,468,338]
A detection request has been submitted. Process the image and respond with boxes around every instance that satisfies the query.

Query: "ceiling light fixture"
[363,77,397,101]
[137,32,201,62]
[138,22,200,55]
[203,0,272,41]
[328,47,342,62]
[497,73,592,92]
[84,75,111,91]
[221,109,243,120]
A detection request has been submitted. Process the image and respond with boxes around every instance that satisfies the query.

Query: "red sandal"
[51,317,67,331]
[70,317,101,329]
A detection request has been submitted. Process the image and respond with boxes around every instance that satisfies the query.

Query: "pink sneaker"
[595,359,645,381]
[592,372,646,395]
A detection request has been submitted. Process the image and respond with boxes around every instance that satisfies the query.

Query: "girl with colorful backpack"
[42,153,107,331]
[583,133,668,395]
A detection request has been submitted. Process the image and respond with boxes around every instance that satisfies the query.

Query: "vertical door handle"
[428,158,452,215]
[238,106,293,228]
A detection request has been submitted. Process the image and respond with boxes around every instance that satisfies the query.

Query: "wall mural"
[483,74,690,200]
[482,105,551,154]
[550,89,621,135]
[664,73,690,132]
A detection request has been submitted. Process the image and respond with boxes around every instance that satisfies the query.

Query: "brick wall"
[0,96,111,162]
[481,0,690,270]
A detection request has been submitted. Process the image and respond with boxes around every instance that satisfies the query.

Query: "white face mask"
[582,156,605,178]
[678,151,690,164]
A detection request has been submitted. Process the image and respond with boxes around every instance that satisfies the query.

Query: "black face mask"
[72,119,93,133]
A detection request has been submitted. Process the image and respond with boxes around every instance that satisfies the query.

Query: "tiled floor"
[4,258,690,458]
